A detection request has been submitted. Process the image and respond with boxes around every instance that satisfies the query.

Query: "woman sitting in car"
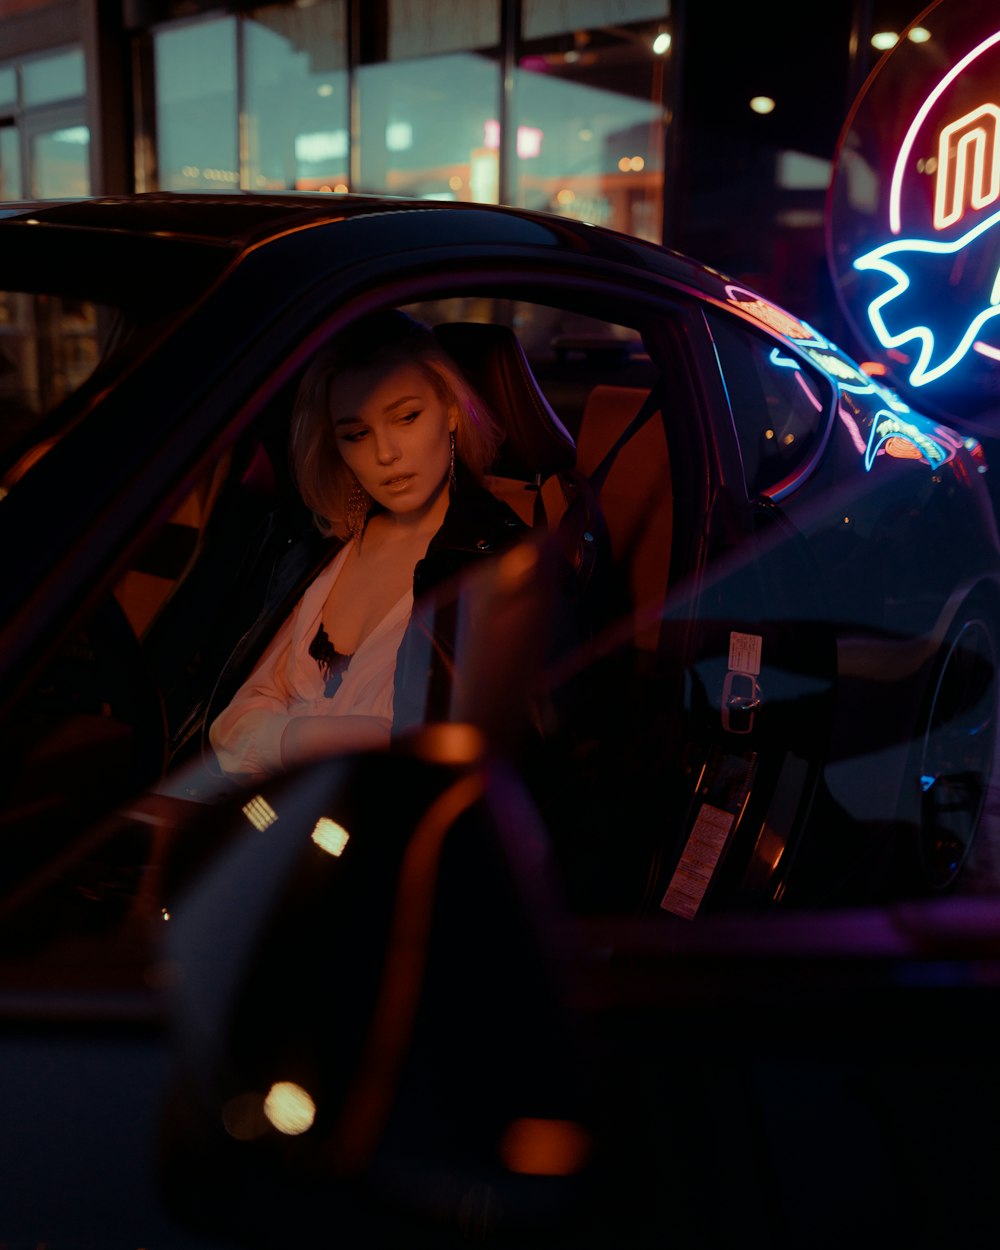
[207,309,527,780]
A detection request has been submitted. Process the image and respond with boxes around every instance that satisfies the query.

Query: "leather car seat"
[573,383,673,657]
[433,320,609,610]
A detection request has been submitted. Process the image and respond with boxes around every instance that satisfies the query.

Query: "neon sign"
[934,103,1000,229]
[830,3,1000,416]
[887,29,1000,235]
[854,206,1000,385]
[852,27,1000,389]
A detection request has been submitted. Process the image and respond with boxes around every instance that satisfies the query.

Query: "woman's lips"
[381,473,413,490]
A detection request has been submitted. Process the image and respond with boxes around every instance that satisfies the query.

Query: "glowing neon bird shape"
[853,206,1000,386]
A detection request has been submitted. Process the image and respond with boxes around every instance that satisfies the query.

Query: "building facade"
[0,1,681,237]
[0,0,912,342]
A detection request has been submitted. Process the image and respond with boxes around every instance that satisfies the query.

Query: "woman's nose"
[373,431,400,463]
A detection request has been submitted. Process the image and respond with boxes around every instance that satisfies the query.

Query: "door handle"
[722,669,761,734]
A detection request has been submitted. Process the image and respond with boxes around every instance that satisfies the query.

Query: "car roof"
[0,189,729,300]
[0,188,627,244]
[1,192,867,394]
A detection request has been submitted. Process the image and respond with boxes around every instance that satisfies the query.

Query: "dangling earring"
[449,429,456,491]
[346,476,369,541]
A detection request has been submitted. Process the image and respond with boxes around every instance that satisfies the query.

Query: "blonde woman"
[209,310,526,779]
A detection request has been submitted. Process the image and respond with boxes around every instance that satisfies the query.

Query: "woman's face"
[332,358,457,522]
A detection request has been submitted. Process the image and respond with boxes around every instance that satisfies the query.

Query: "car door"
[643,305,840,916]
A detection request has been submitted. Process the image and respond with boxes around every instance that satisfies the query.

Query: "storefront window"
[522,0,665,40]
[21,48,84,106]
[387,0,498,57]
[30,122,89,197]
[154,18,239,191]
[0,65,16,109]
[357,51,501,201]
[0,53,87,202]
[352,0,500,202]
[245,2,349,192]
[514,0,670,239]
[0,125,20,198]
[140,0,669,242]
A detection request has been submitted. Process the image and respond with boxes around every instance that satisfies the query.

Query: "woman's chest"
[320,543,416,653]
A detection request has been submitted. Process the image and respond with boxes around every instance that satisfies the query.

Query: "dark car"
[2,192,1000,1249]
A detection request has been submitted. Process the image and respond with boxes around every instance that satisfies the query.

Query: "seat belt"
[584,382,676,658]
[588,384,664,494]
[531,383,665,607]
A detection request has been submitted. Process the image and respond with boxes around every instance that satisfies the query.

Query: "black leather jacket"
[393,467,528,732]
[194,465,527,760]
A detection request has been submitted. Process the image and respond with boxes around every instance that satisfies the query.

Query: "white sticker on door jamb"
[728,631,762,676]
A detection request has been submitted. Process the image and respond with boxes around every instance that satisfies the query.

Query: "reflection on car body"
[1,192,1000,1248]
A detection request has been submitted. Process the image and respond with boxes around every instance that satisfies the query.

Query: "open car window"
[0,291,685,955]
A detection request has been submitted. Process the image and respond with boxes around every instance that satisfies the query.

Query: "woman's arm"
[280,711,392,765]
[208,616,298,775]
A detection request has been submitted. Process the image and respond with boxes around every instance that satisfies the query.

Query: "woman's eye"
[398,409,420,425]
[339,428,367,443]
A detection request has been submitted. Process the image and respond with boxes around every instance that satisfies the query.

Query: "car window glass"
[0,452,257,952]
[0,290,115,478]
[401,296,655,435]
[705,308,833,498]
[0,584,166,945]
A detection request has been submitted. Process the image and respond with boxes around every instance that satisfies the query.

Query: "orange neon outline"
[890,28,1000,234]
[934,103,1000,229]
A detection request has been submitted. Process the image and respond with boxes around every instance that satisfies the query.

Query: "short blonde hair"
[290,310,504,538]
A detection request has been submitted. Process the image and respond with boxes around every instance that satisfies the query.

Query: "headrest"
[434,321,576,481]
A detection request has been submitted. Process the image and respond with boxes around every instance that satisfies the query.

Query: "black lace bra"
[309,622,352,697]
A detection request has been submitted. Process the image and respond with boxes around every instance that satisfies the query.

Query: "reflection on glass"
[0,66,16,110]
[388,0,498,59]
[358,52,501,201]
[0,125,20,199]
[155,18,239,191]
[708,309,829,497]
[512,12,669,240]
[0,292,103,472]
[139,4,670,242]
[522,0,667,41]
[245,2,349,192]
[21,48,85,107]
[31,124,89,197]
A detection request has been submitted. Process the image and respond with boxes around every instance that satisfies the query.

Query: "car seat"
[432,324,637,886]
[433,320,610,611]
[573,382,673,659]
